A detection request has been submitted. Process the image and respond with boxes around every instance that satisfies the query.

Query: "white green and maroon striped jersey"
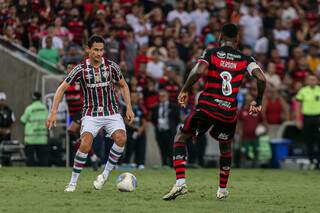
[64,57,123,117]
[197,46,261,123]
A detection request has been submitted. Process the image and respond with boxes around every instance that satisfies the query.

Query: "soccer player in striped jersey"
[46,35,134,192]
[163,23,266,200]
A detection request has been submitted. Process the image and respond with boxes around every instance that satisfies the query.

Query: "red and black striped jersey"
[65,57,123,117]
[197,46,261,123]
[65,83,82,118]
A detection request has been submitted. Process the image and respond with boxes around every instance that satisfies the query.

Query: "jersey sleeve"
[246,56,261,76]
[197,49,211,66]
[20,106,30,124]
[64,64,83,85]
[295,88,305,102]
[110,61,123,82]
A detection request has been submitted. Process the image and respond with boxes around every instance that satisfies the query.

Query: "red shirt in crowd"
[239,107,263,141]
[265,97,282,124]
[67,20,85,45]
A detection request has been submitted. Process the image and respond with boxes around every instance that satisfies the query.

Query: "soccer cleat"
[163,184,188,200]
[64,184,76,192]
[216,188,229,199]
[93,174,108,190]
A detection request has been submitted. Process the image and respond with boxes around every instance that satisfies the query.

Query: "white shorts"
[80,114,126,138]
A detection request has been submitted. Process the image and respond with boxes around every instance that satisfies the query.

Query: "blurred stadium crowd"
[0,0,320,168]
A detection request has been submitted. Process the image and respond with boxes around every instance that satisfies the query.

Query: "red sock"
[173,142,187,180]
[219,140,232,188]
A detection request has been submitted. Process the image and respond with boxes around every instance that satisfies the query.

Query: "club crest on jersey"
[94,74,101,83]
[217,51,226,59]
[102,69,109,79]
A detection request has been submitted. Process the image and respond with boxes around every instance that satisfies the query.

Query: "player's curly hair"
[221,23,238,38]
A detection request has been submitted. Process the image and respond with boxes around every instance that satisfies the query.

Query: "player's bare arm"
[250,68,266,115]
[118,78,135,124]
[46,81,70,129]
[178,62,208,108]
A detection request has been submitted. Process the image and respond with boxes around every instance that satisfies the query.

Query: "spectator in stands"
[273,19,291,59]
[190,0,209,36]
[167,0,191,27]
[165,46,186,79]
[151,90,180,167]
[239,3,262,49]
[38,36,60,71]
[41,25,63,50]
[60,45,83,68]
[238,94,263,167]
[66,8,87,46]
[120,28,139,78]
[53,17,73,43]
[28,15,41,49]
[105,26,121,63]
[20,92,49,167]
[296,75,320,169]
[146,50,165,80]
[264,62,282,89]
[307,45,320,75]
[262,85,290,139]
[133,15,151,47]
[0,92,15,142]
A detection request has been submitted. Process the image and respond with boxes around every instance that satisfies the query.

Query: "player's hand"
[249,101,262,115]
[177,91,188,108]
[46,112,57,130]
[126,108,135,125]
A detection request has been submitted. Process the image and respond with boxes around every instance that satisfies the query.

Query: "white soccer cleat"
[163,184,188,200]
[216,188,229,199]
[93,174,108,190]
[64,184,76,192]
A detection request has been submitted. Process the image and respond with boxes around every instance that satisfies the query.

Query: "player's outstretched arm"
[250,68,266,114]
[46,81,70,129]
[178,62,208,108]
[118,78,135,124]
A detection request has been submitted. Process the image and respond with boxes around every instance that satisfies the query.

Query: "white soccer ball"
[116,172,137,192]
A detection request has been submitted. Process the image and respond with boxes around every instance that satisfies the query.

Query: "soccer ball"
[116,172,137,192]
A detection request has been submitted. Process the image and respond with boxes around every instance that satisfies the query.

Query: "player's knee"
[174,130,191,143]
[112,130,127,147]
[79,133,93,153]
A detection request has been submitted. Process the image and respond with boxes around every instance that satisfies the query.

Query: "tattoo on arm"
[252,68,266,106]
[181,63,207,92]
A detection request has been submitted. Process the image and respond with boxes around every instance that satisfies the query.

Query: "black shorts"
[181,109,237,141]
[71,111,82,125]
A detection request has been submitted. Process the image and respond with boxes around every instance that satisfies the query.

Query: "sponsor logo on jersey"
[220,60,237,69]
[87,82,110,88]
[226,53,241,60]
[217,51,226,59]
[214,99,232,108]
[218,133,229,140]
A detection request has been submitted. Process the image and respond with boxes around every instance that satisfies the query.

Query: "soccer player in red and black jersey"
[46,35,134,192]
[163,23,266,200]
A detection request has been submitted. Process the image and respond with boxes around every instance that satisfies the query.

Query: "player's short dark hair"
[221,23,238,38]
[32,92,41,101]
[88,35,105,48]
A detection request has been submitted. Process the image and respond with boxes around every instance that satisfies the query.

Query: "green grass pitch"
[0,167,319,213]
